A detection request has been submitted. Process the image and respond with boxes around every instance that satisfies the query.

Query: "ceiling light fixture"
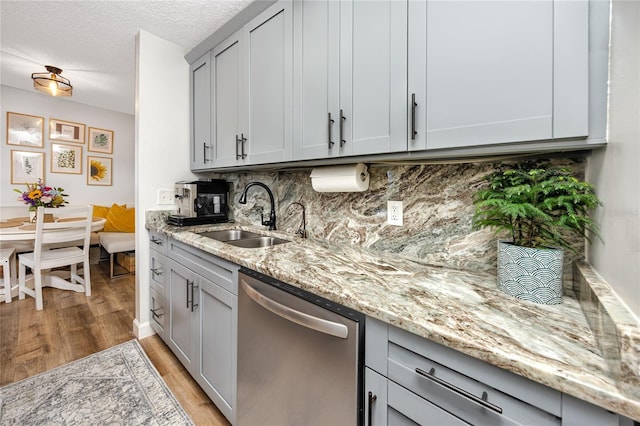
[31,65,72,97]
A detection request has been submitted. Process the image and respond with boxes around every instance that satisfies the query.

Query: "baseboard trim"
[133,319,155,339]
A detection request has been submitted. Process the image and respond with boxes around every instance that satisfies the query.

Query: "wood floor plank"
[0,262,230,425]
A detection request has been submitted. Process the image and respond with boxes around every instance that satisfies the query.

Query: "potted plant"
[472,162,601,305]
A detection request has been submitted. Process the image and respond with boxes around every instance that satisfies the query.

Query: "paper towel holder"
[310,163,370,192]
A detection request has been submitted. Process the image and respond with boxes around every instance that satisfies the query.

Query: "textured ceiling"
[0,0,252,115]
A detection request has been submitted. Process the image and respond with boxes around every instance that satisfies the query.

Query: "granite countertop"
[147,220,640,421]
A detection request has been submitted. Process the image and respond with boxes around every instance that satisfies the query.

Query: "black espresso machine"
[167,180,229,226]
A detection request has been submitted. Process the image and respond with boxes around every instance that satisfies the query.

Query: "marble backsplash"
[203,157,587,277]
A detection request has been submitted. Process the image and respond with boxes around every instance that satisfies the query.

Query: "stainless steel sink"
[196,229,290,248]
[197,229,262,241]
[225,236,290,248]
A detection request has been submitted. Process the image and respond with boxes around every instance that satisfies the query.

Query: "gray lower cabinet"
[163,238,238,425]
[365,317,630,426]
[148,230,168,340]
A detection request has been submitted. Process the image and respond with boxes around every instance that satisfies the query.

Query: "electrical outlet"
[158,189,175,205]
[387,200,403,226]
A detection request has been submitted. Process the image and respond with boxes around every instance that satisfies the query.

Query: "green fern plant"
[472,163,602,252]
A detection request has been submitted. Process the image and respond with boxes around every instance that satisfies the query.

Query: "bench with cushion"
[99,232,135,278]
[94,204,135,279]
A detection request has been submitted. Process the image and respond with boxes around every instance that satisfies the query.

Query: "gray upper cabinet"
[211,32,245,168]
[293,0,407,161]
[199,0,292,169]
[242,0,293,165]
[189,0,602,169]
[190,52,212,170]
[408,0,588,151]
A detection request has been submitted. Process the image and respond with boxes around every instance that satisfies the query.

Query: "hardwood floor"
[0,261,229,425]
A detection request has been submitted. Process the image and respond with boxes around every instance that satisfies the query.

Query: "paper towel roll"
[310,163,369,192]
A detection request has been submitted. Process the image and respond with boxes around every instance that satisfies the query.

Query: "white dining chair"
[1,247,17,303]
[18,205,93,311]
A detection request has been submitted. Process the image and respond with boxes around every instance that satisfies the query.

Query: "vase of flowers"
[14,179,68,222]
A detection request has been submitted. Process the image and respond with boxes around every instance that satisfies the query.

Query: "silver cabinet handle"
[241,133,247,159]
[339,109,346,147]
[411,93,417,140]
[150,237,163,246]
[186,279,193,309]
[328,112,335,148]
[415,367,503,414]
[150,306,163,320]
[190,281,199,312]
[236,134,241,159]
[241,280,348,339]
[150,268,163,277]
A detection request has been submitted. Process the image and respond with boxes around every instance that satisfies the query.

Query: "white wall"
[134,30,196,337]
[587,1,640,319]
[0,85,134,210]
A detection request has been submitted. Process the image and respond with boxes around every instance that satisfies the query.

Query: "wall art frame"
[11,150,45,184]
[6,112,44,147]
[51,143,83,174]
[87,127,114,154]
[87,155,112,186]
[49,118,85,144]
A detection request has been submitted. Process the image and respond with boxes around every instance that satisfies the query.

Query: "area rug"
[0,340,193,425]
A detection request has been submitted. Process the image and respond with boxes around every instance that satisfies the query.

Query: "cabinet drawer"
[387,380,467,426]
[149,229,168,256]
[149,251,168,296]
[150,287,167,340]
[388,327,561,417]
[388,342,560,426]
[168,238,238,295]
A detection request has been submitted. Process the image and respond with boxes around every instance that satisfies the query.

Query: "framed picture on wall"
[6,112,44,147]
[51,143,83,174]
[87,127,114,154]
[87,156,112,186]
[49,118,85,144]
[11,150,45,184]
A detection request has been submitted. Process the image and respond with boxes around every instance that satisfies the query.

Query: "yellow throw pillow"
[103,203,135,233]
[93,205,111,219]
[93,204,126,219]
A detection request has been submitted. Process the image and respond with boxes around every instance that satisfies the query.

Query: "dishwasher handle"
[241,279,349,339]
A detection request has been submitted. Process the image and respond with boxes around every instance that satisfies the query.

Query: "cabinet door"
[243,0,293,165]
[365,367,388,426]
[196,277,238,424]
[292,0,340,160]
[410,0,553,150]
[341,0,407,156]
[190,52,212,170]
[167,259,197,373]
[211,32,245,168]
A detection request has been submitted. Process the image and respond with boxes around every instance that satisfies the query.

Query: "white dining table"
[0,216,106,297]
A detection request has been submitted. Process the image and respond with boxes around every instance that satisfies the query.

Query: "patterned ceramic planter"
[497,240,564,305]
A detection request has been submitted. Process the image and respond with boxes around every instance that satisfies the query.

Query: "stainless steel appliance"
[237,268,364,426]
[167,180,229,226]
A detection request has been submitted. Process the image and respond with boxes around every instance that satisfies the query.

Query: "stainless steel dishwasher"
[237,268,364,426]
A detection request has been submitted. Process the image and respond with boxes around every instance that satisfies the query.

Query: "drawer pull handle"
[150,268,163,277]
[339,109,346,147]
[368,391,377,426]
[415,367,503,414]
[328,112,335,148]
[150,307,163,319]
[411,93,418,140]
[150,237,163,246]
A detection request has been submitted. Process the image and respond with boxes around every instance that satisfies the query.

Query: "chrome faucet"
[287,202,307,238]
[238,182,277,230]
